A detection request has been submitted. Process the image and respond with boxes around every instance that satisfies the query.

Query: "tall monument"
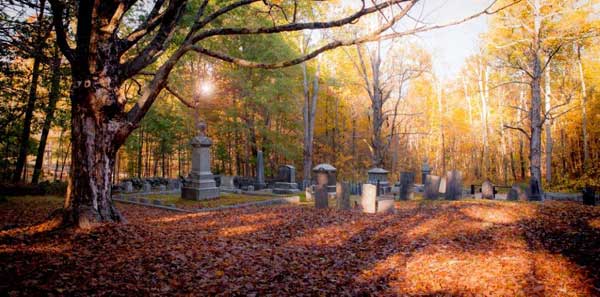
[181,121,220,200]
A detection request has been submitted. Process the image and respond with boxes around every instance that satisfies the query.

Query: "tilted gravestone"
[398,172,415,200]
[360,184,377,213]
[424,175,441,200]
[444,170,463,200]
[481,180,494,199]
[438,177,447,194]
[336,182,351,210]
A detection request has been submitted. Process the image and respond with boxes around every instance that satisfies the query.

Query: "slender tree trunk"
[13,0,47,183]
[529,0,544,194]
[32,48,63,183]
[301,55,319,182]
[577,45,590,172]
[544,65,552,183]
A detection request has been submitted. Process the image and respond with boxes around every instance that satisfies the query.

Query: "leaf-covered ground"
[1,198,599,296]
[139,193,278,210]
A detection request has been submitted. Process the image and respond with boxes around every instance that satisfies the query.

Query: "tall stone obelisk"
[181,121,220,200]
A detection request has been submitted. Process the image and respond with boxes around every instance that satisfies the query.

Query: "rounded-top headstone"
[313,163,336,172]
[481,180,494,199]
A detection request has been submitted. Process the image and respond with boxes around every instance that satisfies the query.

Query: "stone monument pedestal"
[182,122,220,201]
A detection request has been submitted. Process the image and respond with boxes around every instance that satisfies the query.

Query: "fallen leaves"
[1,198,599,296]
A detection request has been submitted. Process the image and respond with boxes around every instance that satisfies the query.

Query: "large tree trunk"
[32,48,63,183]
[62,83,126,228]
[301,52,319,182]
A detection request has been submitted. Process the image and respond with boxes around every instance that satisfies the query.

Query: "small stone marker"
[123,181,133,193]
[336,182,351,210]
[482,180,494,199]
[361,184,377,213]
[159,185,166,192]
[445,170,463,200]
[247,185,255,192]
[305,187,314,201]
[153,199,162,205]
[424,175,441,200]
[377,198,395,214]
[508,184,527,201]
[142,182,151,193]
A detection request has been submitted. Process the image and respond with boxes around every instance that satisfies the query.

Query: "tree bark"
[32,47,63,183]
[544,64,552,183]
[576,45,590,172]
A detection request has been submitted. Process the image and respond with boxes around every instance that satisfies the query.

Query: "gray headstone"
[152,199,162,205]
[367,168,391,194]
[255,151,266,190]
[181,122,220,200]
[444,170,463,200]
[508,184,527,201]
[482,180,494,199]
[312,164,337,193]
[142,182,152,193]
[247,185,255,192]
[123,181,133,193]
[377,198,395,214]
[424,175,441,200]
[361,184,377,213]
[159,185,166,192]
[336,182,351,210]
[398,172,415,200]
[220,175,236,190]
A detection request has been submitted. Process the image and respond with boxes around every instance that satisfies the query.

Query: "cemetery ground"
[1,196,600,296]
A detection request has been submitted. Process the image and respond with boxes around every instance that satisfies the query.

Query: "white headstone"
[361,184,377,214]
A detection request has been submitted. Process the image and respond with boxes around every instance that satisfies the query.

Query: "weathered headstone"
[254,151,267,190]
[247,185,255,192]
[336,182,351,210]
[438,177,447,194]
[481,180,494,199]
[508,184,527,201]
[526,177,542,201]
[367,168,391,195]
[398,172,415,200]
[158,185,166,192]
[315,173,329,209]
[421,158,431,184]
[444,170,463,200]
[220,175,237,191]
[123,181,133,193]
[142,182,151,193]
[312,163,337,193]
[377,198,395,214]
[181,121,220,200]
[273,165,300,194]
[360,184,377,213]
[424,175,441,200]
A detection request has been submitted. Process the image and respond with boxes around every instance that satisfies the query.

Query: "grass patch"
[143,193,277,209]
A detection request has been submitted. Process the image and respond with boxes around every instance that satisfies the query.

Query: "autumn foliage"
[1,198,599,296]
